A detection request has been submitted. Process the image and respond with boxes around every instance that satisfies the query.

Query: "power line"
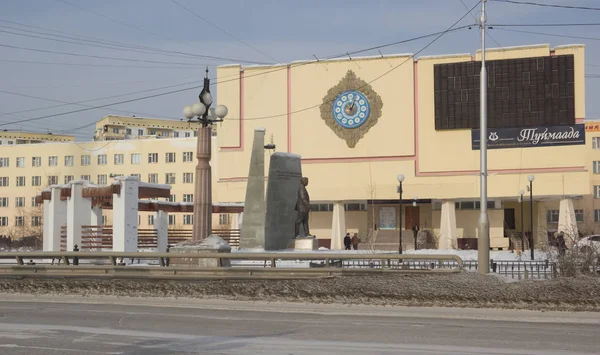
[492,27,600,41]
[489,23,600,27]
[55,0,270,65]
[459,0,505,49]
[0,58,212,69]
[490,0,600,11]
[171,0,278,63]
[0,23,477,127]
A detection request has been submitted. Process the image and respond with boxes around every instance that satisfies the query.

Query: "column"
[240,128,266,248]
[192,126,214,241]
[112,176,139,252]
[439,200,457,250]
[42,198,50,251]
[44,188,67,252]
[558,198,578,247]
[155,210,168,252]
[330,201,346,250]
[66,182,91,251]
[90,205,103,226]
[535,202,547,250]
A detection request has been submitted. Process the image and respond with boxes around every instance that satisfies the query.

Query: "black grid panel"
[433,55,575,130]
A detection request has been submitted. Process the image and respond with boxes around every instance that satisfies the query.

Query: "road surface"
[0,295,597,354]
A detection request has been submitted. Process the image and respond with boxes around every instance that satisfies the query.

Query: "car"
[572,235,600,256]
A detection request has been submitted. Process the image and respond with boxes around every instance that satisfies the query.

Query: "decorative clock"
[331,90,371,129]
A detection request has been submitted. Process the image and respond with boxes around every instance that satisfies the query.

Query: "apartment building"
[0,131,74,145]
[94,115,215,141]
[0,117,229,240]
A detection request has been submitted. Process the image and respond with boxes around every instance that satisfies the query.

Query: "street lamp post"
[397,174,404,254]
[412,196,418,250]
[527,175,535,260]
[519,189,525,252]
[183,68,228,241]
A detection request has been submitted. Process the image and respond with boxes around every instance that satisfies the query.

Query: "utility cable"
[492,27,600,41]
[459,0,505,49]
[490,0,600,11]
[489,23,600,27]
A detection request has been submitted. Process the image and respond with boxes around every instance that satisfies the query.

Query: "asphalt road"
[0,295,598,355]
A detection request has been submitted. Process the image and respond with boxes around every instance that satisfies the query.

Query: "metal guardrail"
[0,252,464,279]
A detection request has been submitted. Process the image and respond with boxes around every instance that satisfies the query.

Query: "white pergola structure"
[37,176,245,252]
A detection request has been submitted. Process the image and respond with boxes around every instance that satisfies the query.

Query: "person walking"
[352,233,359,250]
[343,233,352,250]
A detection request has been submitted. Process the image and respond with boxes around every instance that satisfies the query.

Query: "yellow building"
[94,115,203,140]
[0,131,74,145]
[215,43,588,250]
[0,117,234,240]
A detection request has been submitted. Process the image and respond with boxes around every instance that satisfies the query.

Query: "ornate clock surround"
[320,70,383,148]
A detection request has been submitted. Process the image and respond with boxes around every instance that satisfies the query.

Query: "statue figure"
[294,177,311,238]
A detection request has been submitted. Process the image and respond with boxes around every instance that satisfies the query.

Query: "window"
[345,203,367,211]
[138,215,141,226]
[183,194,193,203]
[48,156,58,166]
[148,214,154,226]
[80,175,90,181]
[148,129,156,135]
[0,198,8,207]
[185,132,191,138]
[97,154,107,165]
[0,177,8,186]
[148,153,158,164]
[32,157,41,167]
[81,155,90,166]
[16,157,25,168]
[219,214,230,225]
[15,216,24,227]
[183,173,193,184]
[64,175,74,184]
[16,176,25,187]
[138,129,144,136]
[31,216,41,227]
[32,176,41,186]
[0,158,9,167]
[64,155,74,166]
[15,197,25,207]
[168,194,176,202]
[174,131,179,138]
[0,217,7,226]
[168,215,176,225]
[31,197,38,207]
[183,151,194,162]
[97,174,107,185]
[183,214,193,225]
[166,152,176,163]
[148,173,158,184]
[126,128,132,135]
[131,153,140,164]
[595,185,600,199]
[594,161,600,174]
[112,127,119,134]
[595,210,600,223]
[131,173,141,179]
[165,173,176,184]
[114,154,124,165]
[102,215,107,225]
[547,210,559,223]
[574,209,584,223]
[193,130,198,137]
[48,176,58,185]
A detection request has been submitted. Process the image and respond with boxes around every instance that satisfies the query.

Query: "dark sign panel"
[471,124,585,150]
[434,54,575,131]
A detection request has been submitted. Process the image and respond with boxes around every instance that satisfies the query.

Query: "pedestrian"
[352,233,359,250]
[344,233,351,250]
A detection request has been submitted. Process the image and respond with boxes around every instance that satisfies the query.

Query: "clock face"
[331,90,371,129]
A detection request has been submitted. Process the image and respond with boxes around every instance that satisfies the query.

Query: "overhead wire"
[170,0,278,63]
[491,27,600,41]
[489,0,600,11]
[489,23,600,27]
[459,0,505,49]
[0,59,208,70]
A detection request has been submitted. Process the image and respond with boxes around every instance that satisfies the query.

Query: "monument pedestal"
[169,235,231,267]
[293,236,318,251]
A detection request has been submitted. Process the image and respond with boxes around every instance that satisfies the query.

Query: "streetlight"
[397,174,404,254]
[519,189,525,252]
[182,68,228,241]
[412,196,419,250]
[526,175,535,260]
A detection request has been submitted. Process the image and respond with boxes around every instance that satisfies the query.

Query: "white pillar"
[66,182,91,251]
[439,201,457,250]
[330,201,346,250]
[558,198,578,247]
[536,202,547,250]
[112,176,139,252]
[90,205,103,226]
[237,212,243,230]
[46,188,67,252]
[42,198,50,251]
[155,210,168,252]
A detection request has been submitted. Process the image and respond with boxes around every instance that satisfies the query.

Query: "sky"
[0,0,599,141]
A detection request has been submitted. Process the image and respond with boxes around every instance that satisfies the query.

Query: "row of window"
[0,214,199,227]
[546,209,584,223]
[0,152,195,168]
[309,203,368,212]
[0,216,41,227]
[0,172,194,187]
[0,197,38,208]
[146,214,193,225]
[105,127,197,138]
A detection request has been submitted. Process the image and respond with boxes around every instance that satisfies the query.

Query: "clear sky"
[0,0,599,140]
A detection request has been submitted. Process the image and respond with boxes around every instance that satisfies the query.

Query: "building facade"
[215,43,588,250]
[94,115,210,141]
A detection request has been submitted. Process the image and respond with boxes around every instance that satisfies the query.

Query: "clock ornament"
[320,70,383,148]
